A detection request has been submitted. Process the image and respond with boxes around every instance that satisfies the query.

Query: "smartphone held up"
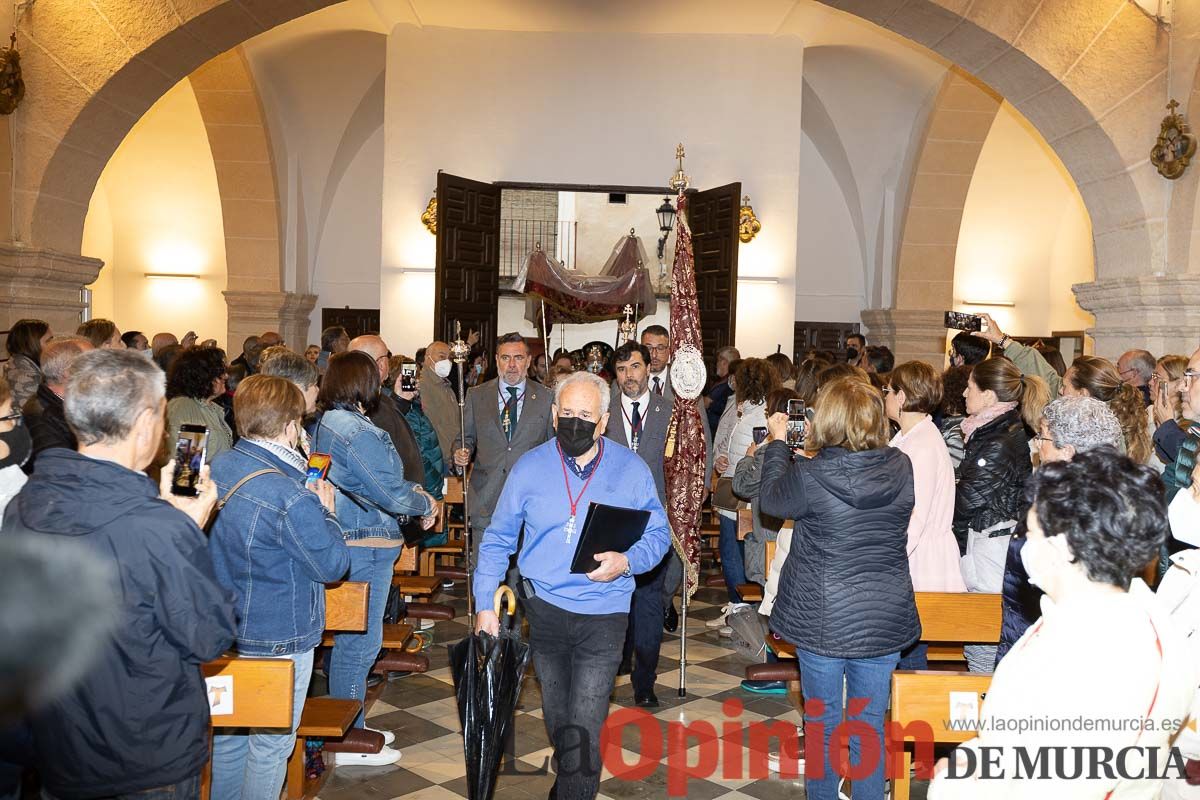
[786,399,807,451]
[306,453,332,486]
[171,425,209,497]
[944,311,984,332]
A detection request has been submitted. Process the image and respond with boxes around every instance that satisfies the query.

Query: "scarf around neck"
[961,400,1018,443]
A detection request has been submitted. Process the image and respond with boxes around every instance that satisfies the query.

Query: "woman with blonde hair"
[760,377,918,800]
[972,314,1151,464]
[1150,354,1189,469]
[955,356,1049,672]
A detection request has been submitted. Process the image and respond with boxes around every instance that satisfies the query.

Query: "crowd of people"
[3,311,1200,800]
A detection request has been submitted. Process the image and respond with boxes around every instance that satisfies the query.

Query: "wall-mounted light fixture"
[738,275,779,284]
[144,272,201,279]
[421,192,437,235]
[398,267,436,275]
[738,195,761,243]
[655,196,676,261]
[961,299,1015,307]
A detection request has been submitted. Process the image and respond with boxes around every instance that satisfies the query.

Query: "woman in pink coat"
[886,361,968,669]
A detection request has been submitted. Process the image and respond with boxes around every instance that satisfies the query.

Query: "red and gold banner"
[663,192,707,599]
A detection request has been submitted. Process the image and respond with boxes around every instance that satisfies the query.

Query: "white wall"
[383,26,804,359]
[307,126,384,345]
[795,131,865,322]
[81,79,228,349]
[568,192,673,274]
[953,101,1094,345]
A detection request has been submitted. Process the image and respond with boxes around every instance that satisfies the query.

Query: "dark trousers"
[43,774,201,800]
[525,595,628,800]
[622,556,668,696]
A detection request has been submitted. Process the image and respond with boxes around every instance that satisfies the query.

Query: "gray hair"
[259,347,318,389]
[65,349,165,446]
[1042,396,1124,454]
[40,336,92,385]
[1120,349,1156,382]
[553,371,611,415]
[716,346,741,363]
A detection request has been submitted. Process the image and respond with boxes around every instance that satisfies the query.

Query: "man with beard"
[454,333,555,559]
[604,341,675,707]
[474,370,669,800]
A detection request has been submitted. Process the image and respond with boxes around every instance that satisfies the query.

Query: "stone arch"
[862,69,1002,365]
[15,0,340,256]
[819,0,1173,356]
[189,46,313,350]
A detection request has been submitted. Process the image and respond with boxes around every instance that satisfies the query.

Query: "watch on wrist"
[622,563,632,578]
[999,335,1012,349]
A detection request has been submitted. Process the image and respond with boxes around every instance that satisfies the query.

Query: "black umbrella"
[449,586,531,800]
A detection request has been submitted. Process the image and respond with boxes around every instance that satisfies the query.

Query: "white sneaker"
[334,745,402,767]
[419,618,435,630]
[366,726,396,746]
[718,625,733,637]
[705,604,731,628]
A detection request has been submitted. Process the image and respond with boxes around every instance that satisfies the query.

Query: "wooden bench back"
[202,657,294,728]
[324,581,369,632]
[890,671,992,743]
[444,476,465,504]
[914,591,1002,644]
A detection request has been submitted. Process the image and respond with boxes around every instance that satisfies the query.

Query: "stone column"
[0,245,103,345]
[223,290,316,355]
[1073,276,1200,359]
[860,308,947,369]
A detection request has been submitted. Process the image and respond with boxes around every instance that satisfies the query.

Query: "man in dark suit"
[453,332,556,557]
[605,341,674,707]
[23,335,93,473]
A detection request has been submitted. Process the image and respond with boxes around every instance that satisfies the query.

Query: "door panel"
[688,182,740,376]
[435,171,502,355]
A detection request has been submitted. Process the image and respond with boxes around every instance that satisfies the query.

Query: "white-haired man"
[473,371,670,800]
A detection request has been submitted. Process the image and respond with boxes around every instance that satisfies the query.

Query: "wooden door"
[794,321,860,361]
[435,172,502,355]
[321,307,380,340]
[689,182,740,376]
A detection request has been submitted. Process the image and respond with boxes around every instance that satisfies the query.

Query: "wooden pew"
[201,657,297,799]
[285,582,373,800]
[890,591,1001,800]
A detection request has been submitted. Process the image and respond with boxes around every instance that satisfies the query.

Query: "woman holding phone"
[310,351,438,766]
[166,345,234,462]
[208,375,349,800]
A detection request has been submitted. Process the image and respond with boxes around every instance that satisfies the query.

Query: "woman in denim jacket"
[208,375,350,800]
[310,351,438,766]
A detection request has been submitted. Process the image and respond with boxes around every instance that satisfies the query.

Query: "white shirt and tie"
[496,379,526,439]
[621,390,651,452]
[649,367,669,397]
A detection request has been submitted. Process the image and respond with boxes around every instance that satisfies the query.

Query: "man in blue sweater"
[474,371,670,800]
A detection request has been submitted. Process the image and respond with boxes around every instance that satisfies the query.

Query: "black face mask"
[846,347,859,363]
[0,424,32,470]
[556,416,598,458]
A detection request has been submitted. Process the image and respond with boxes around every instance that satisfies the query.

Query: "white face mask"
[139,348,155,361]
[1168,488,1200,547]
[1021,535,1068,590]
[433,359,452,379]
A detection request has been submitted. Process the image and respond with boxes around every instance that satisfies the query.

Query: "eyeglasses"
[881,386,894,395]
[1032,435,1052,445]
[0,410,23,426]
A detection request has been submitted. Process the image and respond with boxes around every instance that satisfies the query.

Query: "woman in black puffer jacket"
[759,376,918,800]
[954,356,1049,672]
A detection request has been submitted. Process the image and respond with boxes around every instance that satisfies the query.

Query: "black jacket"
[952,408,1032,554]
[368,391,425,488]
[22,384,75,474]
[996,534,1041,666]
[2,450,236,798]
[759,441,920,658]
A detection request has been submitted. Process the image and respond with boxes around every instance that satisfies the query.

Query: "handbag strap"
[216,468,283,510]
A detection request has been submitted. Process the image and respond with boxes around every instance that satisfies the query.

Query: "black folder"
[568,502,652,574]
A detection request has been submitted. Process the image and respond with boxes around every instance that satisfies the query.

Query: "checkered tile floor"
[313,581,932,800]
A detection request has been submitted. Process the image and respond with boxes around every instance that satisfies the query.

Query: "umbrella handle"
[493,585,517,619]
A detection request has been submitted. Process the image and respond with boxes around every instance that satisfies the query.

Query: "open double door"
[433,171,741,376]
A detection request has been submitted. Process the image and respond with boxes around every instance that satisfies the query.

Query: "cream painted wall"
[383,26,804,359]
[83,179,115,322]
[953,101,1094,350]
[81,80,228,349]
[568,192,672,275]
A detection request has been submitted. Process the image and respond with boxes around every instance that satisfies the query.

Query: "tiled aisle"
[314,583,932,800]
